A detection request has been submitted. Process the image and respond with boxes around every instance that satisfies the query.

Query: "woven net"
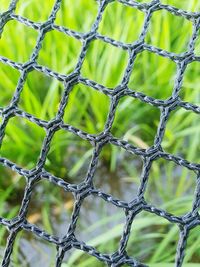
[0,0,200,266]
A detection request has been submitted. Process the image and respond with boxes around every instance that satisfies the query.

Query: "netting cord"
[0,0,200,266]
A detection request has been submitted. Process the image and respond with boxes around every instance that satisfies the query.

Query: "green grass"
[0,0,200,266]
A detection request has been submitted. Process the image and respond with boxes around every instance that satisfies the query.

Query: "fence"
[0,0,200,266]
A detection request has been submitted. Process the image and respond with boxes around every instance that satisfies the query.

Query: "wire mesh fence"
[0,0,200,266]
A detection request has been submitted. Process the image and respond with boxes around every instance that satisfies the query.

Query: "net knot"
[112,85,127,97]
[182,212,200,229]
[7,216,24,232]
[59,233,75,248]
[47,117,62,129]
[83,30,97,43]
[1,105,17,117]
[22,61,35,72]
[64,71,79,85]
[94,131,111,145]
[40,19,53,33]
[147,0,161,12]
[146,145,162,158]
[128,196,145,211]
[76,182,92,199]
[109,251,127,266]
[130,41,144,54]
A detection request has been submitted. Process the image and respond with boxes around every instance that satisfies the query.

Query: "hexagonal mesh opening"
[45,130,93,183]
[145,9,193,53]
[26,179,74,237]
[111,96,160,148]
[0,165,26,219]
[75,194,125,254]
[81,40,128,88]
[0,227,9,260]
[16,0,55,22]
[126,211,179,263]
[63,83,110,134]
[93,143,143,203]
[0,1,10,13]
[98,1,145,43]
[162,108,200,163]
[0,62,20,108]
[19,70,64,120]
[0,20,38,62]
[37,29,82,74]
[0,117,46,169]
[180,61,200,106]
[55,0,98,33]
[161,0,200,12]
[183,226,200,264]
[128,50,177,100]
[145,158,197,216]
[12,230,57,266]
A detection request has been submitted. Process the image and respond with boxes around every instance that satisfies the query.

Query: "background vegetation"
[0,0,200,266]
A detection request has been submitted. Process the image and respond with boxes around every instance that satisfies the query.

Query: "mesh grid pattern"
[0,0,200,266]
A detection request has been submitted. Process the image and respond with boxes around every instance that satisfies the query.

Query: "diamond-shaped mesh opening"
[76,194,124,254]
[12,230,57,267]
[55,0,98,33]
[179,61,200,106]
[162,108,200,163]
[45,130,93,182]
[19,70,64,120]
[98,1,145,43]
[81,40,128,88]
[94,144,143,202]
[111,96,160,148]
[37,29,82,74]
[0,117,46,169]
[16,0,55,22]
[0,62,20,108]
[146,9,193,53]
[0,165,25,219]
[128,50,177,100]
[161,0,200,12]
[145,158,196,216]
[27,179,74,237]
[0,20,38,62]
[126,211,179,263]
[63,83,110,134]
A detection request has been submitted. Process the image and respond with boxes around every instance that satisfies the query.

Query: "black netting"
[0,0,200,266]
